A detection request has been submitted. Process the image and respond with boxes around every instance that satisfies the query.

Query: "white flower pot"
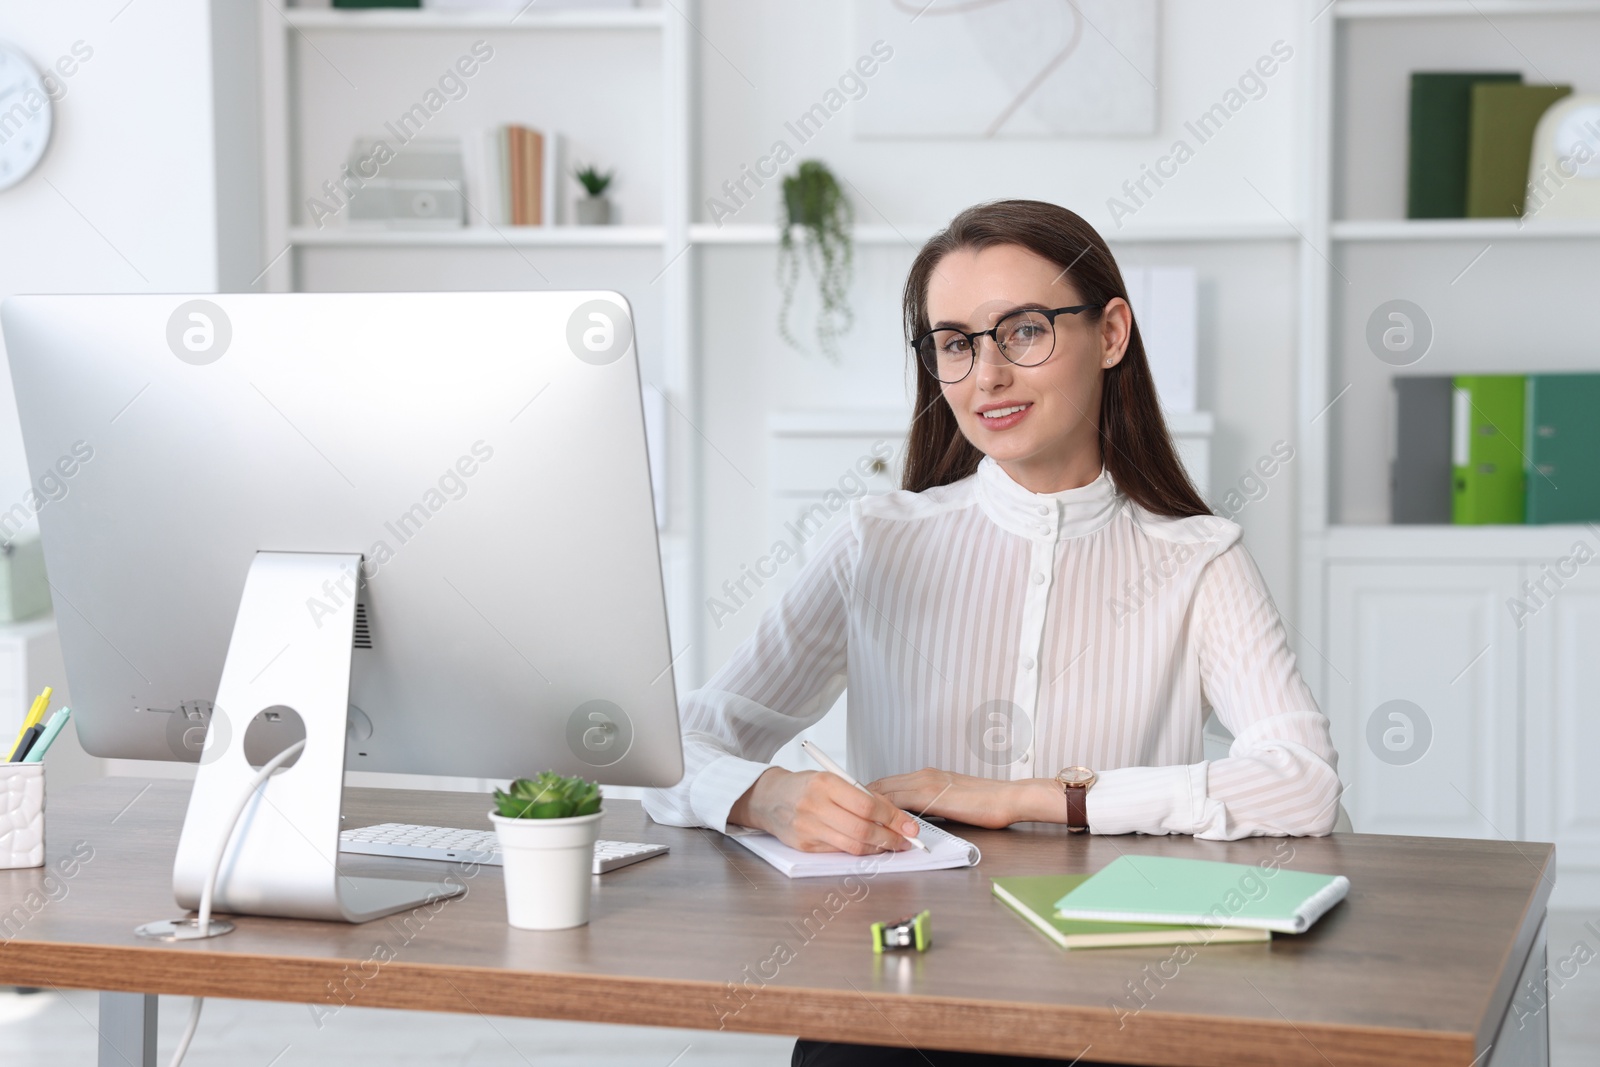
[489,809,602,930]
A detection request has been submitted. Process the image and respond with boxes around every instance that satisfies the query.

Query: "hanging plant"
[778,160,854,363]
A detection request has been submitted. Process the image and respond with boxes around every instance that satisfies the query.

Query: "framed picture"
[854,0,1159,139]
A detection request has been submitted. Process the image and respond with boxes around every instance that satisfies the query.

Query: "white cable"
[169,738,308,1067]
[168,996,203,1067]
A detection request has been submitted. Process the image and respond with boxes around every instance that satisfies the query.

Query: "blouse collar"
[973,455,1122,541]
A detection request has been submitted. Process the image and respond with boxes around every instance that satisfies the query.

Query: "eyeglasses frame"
[913,303,1107,384]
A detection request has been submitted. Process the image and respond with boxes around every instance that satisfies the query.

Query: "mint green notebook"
[1052,856,1349,935]
[993,874,1270,950]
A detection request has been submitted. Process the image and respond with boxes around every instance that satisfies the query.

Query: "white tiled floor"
[4,911,1597,1065]
[0,989,797,1066]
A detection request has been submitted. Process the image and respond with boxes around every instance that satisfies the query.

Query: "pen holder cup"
[0,763,44,869]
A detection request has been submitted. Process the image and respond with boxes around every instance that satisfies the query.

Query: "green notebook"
[1526,373,1600,524]
[1407,72,1522,219]
[1052,856,1349,935]
[1453,375,1527,524]
[1465,82,1572,217]
[993,874,1270,950]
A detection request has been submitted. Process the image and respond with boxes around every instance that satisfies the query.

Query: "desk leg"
[1487,912,1549,1067]
[99,991,157,1067]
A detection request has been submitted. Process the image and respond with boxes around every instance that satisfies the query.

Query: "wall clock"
[0,42,53,192]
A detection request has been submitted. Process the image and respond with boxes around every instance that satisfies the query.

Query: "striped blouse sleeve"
[640,514,858,833]
[1089,539,1342,839]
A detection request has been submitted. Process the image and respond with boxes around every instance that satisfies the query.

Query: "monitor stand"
[141,551,464,938]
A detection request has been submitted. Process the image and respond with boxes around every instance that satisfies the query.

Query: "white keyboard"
[339,822,669,875]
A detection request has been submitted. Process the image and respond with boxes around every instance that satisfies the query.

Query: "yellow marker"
[5,685,52,761]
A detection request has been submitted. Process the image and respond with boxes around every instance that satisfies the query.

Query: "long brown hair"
[899,199,1211,520]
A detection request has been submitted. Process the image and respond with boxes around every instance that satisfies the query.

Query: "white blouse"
[641,456,1341,840]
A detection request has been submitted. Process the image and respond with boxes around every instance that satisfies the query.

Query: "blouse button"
[1036,504,1050,515]
[1021,655,1035,670]
[1032,572,1045,585]
[1036,524,1050,535]
[1019,752,1031,765]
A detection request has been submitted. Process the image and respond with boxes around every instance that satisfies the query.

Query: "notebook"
[993,874,1271,950]
[1052,856,1349,935]
[723,816,980,878]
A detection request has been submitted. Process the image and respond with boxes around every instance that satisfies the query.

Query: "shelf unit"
[287,225,668,247]
[1329,217,1600,240]
[280,8,665,30]
[1305,0,1600,901]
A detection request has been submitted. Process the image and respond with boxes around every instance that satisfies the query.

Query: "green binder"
[1465,83,1573,217]
[1407,72,1522,219]
[1452,375,1526,524]
[1526,373,1600,524]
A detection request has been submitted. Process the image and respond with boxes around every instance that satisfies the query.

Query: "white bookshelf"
[1304,1,1600,900]
[287,225,667,247]
[281,7,665,30]
[1330,217,1600,240]
[1304,1,1600,531]
[687,220,1300,246]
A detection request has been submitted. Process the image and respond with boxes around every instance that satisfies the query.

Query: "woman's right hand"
[728,766,921,855]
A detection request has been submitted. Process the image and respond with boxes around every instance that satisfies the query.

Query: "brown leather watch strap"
[1065,785,1089,832]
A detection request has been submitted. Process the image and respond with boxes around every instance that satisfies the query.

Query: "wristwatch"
[1054,766,1097,833]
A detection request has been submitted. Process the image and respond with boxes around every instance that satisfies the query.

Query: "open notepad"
[723,816,982,878]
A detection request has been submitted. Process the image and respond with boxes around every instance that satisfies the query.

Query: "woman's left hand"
[865,768,1023,830]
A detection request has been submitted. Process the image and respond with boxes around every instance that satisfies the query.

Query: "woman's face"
[924,243,1131,493]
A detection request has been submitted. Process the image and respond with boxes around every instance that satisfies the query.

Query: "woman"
[642,200,1340,1067]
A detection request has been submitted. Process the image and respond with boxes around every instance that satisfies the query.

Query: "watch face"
[1056,766,1094,786]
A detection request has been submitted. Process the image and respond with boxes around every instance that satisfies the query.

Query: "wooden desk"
[0,779,1552,1067]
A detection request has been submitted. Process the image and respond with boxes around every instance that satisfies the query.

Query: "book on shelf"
[1466,83,1573,218]
[1525,373,1600,524]
[1391,375,1455,525]
[424,0,636,8]
[1452,374,1526,524]
[1407,72,1522,219]
[476,125,562,226]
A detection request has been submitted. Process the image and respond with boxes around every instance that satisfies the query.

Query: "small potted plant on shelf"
[490,771,604,930]
[573,163,615,225]
[778,159,854,363]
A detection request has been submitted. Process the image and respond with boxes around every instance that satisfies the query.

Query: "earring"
[1104,359,1113,366]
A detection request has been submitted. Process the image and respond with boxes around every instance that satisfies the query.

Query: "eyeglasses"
[913,304,1103,384]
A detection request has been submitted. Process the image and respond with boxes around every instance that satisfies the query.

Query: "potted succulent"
[573,163,615,225]
[490,771,604,930]
[778,160,854,363]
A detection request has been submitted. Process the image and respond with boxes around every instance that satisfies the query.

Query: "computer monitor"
[1,291,684,927]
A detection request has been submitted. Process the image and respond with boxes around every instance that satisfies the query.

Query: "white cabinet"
[1323,539,1600,907]
[1525,561,1600,906]
[1326,563,1521,840]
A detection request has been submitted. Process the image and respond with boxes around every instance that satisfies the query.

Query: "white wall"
[692,0,1309,673]
[0,0,256,518]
